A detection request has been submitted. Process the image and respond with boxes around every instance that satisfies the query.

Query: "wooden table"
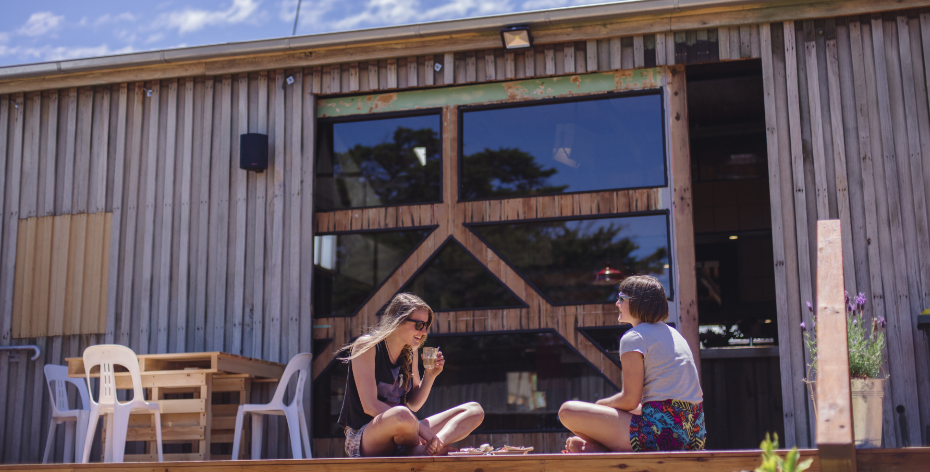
[66,352,284,462]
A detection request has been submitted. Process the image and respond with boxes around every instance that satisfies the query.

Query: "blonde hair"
[618,275,669,323]
[339,293,433,392]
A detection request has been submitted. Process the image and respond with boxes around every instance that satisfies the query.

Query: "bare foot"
[565,436,585,453]
[409,443,432,456]
[564,436,608,453]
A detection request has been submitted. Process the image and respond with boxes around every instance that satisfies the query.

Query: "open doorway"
[686,59,785,449]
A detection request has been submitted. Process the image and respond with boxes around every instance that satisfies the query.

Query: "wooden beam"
[815,219,855,472]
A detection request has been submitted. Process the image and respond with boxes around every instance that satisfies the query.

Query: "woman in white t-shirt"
[558,275,705,452]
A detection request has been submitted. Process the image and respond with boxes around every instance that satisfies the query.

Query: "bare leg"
[558,401,634,452]
[359,406,422,457]
[416,402,484,453]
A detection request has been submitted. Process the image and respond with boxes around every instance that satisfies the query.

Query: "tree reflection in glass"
[400,239,525,311]
[313,229,432,317]
[472,214,671,304]
[461,93,666,200]
[316,113,441,210]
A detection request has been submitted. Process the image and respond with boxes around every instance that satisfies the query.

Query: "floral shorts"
[629,399,706,451]
[344,423,408,457]
[344,424,369,457]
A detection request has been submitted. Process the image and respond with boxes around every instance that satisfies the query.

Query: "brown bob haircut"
[618,275,669,323]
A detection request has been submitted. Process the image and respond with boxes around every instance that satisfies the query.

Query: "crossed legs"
[558,401,635,453]
[359,402,484,457]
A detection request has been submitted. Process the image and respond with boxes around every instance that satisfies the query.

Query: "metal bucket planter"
[850,378,885,448]
[805,371,886,449]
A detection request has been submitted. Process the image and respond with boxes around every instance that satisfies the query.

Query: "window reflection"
[419,331,615,431]
[313,229,432,317]
[460,93,666,200]
[316,113,442,210]
[400,239,525,311]
[311,330,615,437]
[470,214,672,304]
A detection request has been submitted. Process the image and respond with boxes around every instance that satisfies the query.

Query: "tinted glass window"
[312,330,615,437]
[400,239,525,311]
[471,214,672,304]
[313,229,432,317]
[316,113,442,210]
[460,93,665,200]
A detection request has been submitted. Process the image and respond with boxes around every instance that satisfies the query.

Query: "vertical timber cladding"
[310,68,698,404]
[759,13,930,449]
[0,72,317,463]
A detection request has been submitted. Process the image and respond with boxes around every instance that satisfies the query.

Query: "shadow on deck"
[1,448,928,472]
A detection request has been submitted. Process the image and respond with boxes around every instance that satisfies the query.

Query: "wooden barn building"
[0,0,929,464]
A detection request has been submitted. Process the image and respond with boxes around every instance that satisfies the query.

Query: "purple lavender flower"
[848,303,856,314]
[879,317,886,329]
[807,301,813,313]
[800,322,807,332]
[855,292,867,308]
[852,318,857,326]
[845,291,850,305]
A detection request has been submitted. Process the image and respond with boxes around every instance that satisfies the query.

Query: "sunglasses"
[617,292,632,302]
[403,318,431,331]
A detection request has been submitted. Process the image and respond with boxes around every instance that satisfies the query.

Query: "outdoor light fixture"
[729,235,739,240]
[500,26,532,49]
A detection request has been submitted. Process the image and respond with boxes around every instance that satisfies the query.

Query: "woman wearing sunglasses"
[337,293,484,457]
[558,275,705,453]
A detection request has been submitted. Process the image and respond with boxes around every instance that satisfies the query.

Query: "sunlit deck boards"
[2,448,929,472]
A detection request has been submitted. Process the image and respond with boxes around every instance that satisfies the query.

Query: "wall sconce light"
[500,26,532,50]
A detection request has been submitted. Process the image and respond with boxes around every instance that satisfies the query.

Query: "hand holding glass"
[422,347,439,369]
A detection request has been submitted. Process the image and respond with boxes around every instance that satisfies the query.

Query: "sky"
[0,0,618,68]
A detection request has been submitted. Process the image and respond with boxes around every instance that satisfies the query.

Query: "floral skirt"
[629,399,705,451]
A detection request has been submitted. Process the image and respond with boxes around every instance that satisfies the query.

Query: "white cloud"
[156,0,264,35]
[330,0,514,31]
[0,44,136,62]
[17,12,65,37]
[0,32,9,44]
[280,0,333,30]
[146,32,166,44]
[94,12,139,27]
[115,29,138,44]
[519,0,602,10]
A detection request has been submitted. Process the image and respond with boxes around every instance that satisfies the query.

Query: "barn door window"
[312,228,434,318]
[460,91,666,201]
[315,110,443,210]
[469,212,673,305]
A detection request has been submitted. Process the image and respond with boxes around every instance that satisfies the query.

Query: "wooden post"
[815,219,855,472]
[667,65,700,375]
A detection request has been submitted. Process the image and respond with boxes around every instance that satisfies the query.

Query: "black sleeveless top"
[338,341,411,430]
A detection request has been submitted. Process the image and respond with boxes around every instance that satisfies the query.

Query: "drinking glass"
[422,347,439,369]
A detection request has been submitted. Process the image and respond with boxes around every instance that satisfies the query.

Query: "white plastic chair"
[232,353,312,460]
[80,345,163,463]
[43,364,91,463]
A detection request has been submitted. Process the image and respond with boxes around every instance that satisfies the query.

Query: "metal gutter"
[0,0,767,80]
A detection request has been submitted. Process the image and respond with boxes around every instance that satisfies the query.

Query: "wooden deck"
[1,448,928,472]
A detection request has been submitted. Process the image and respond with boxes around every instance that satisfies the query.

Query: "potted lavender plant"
[802,292,886,448]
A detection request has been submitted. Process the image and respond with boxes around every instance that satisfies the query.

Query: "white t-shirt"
[618,322,703,404]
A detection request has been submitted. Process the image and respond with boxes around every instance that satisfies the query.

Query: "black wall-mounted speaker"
[240,133,268,172]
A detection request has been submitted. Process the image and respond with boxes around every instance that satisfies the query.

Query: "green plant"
[802,292,886,379]
[753,433,812,472]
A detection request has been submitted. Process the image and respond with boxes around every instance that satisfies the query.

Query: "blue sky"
[0,0,614,67]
